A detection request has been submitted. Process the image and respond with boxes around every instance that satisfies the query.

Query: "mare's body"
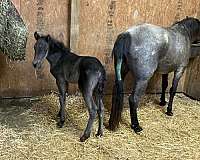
[109,17,200,132]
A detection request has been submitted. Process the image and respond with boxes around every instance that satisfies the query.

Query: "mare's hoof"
[159,101,167,106]
[131,125,143,133]
[108,123,117,131]
[80,134,90,142]
[96,130,103,137]
[57,121,64,128]
[165,111,173,116]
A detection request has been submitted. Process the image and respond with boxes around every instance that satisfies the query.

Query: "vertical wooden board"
[70,0,80,52]
[184,58,200,99]
[70,0,200,94]
[0,0,70,97]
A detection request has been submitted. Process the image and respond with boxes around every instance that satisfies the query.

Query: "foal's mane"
[47,36,70,53]
[172,17,200,41]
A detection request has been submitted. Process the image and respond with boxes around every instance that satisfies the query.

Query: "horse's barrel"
[0,0,28,61]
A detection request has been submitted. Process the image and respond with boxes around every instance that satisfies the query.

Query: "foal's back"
[57,52,105,83]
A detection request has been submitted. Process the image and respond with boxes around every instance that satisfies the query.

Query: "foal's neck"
[46,42,78,68]
[46,51,63,68]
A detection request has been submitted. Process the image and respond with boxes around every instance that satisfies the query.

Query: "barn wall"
[0,0,200,97]
[184,57,200,99]
[70,0,200,94]
[0,0,70,97]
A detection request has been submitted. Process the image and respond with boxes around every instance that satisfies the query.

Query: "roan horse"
[32,32,106,142]
[109,17,200,133]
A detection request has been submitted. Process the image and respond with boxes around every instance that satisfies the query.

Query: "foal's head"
[32,32,50,70]
[176,17,200,42]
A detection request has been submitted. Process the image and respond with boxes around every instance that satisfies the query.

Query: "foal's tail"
[109,33,128,131]
[96,68,106,99]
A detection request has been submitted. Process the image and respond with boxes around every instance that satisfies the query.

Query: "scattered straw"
[0,0,28,61]
[0,93,200,160]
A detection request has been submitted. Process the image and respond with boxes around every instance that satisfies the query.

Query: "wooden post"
[70,0,80,52]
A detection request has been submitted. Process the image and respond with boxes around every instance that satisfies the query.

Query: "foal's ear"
[34,32,40,40]
[46,34,51,42]
[186,16,190,19]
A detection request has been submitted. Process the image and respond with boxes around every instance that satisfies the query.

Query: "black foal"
[32,32,106,142]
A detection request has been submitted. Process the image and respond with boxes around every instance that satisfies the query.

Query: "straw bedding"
[0,93,200,160]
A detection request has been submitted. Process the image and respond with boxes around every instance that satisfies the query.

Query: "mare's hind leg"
[166,68,185,116]
[78,73,99,142]
[129,78,149,133]
[159,74,168,106]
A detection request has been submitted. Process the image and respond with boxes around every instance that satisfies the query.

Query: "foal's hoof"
[57,121,64,128]
[166,111,173,116]
[80,134,90,142]
[96,130,103,137]
[131,125,143,133]
[159,101,167,106]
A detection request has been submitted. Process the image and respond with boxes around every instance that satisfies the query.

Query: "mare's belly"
[157,59,177,74]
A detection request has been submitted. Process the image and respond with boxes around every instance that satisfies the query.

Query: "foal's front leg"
[57,82,68,117]
[56,79,67,128]
[166,68,185,116]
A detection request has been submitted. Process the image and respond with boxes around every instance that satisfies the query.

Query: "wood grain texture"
[11,0,20,13]
[0,0,70,97]
[70,0,200,94]
[1,0,200,97]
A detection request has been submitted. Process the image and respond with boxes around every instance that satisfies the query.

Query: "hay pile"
[0,0,28,60]
[0,93,200,160]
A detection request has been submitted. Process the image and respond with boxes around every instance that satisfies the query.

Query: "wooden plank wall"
[0,0,200,98]
[70,0,200,94]
[0,0,70,97]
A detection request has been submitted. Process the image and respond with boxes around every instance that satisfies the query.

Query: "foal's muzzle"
[32,60,42,70]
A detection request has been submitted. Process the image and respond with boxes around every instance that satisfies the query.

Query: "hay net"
[0,0,28,61]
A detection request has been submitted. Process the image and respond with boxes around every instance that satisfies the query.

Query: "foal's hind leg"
[94,93,104,137]
[79,74,98,142]
[159,74,168,106]
[129,79,149,133]
[166,68,185,116]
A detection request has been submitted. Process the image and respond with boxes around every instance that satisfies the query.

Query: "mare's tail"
[109,33,128,131]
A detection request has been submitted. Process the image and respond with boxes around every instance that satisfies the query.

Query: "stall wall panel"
[0,0,70,97]
[1,0,200,97]
[184,58,200,99]
[70,0,200,94]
